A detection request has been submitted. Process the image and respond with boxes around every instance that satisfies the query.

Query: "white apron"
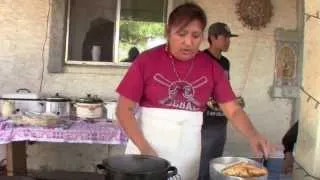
[125,107,203,180]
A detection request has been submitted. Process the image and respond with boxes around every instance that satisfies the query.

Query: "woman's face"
[167,20,204,61]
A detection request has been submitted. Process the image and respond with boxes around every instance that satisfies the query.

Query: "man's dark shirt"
[203,49,230,127]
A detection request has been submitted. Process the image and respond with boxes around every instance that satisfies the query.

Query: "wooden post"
[6,141,27,176]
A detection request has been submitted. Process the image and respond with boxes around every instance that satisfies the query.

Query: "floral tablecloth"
[0,119,127,144]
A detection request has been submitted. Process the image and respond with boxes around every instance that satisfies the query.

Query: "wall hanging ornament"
[236,0,273,30]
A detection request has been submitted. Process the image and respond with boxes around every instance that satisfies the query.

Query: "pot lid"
[103,155,170,174]
[46,93,70,102]
[76,94,103,104]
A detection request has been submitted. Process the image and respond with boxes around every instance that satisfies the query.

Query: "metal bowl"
[209,157,268,180]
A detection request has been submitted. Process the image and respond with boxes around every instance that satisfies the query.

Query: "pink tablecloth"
[0,120,127,144]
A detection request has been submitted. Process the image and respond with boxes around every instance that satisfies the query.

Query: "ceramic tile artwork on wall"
[274,43,298,87]
[269,29,301,99]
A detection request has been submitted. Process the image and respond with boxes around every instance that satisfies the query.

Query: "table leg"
[6,141,27,176]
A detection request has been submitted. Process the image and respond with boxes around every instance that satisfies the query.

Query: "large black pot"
[97,155,179,180]
[0,177,35,180]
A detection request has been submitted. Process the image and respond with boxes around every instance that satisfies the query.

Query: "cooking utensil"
[74,94,103,119]
[257,143,268,168]
[1,100,15,118]
[261,155,268,168]
[97,154,179,180]
[104,101,117,121]
[210,157,268,180]
[44,93,71,117]
[1,88,43,113]
[0,176,36,180]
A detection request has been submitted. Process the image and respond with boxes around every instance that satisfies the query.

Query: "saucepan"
[210,157,268,180]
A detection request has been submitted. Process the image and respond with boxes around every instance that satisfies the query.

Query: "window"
[65,0,167,65]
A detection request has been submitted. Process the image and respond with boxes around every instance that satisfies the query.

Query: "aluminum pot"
[75,94,103,119]
[210,157,268,180]
[104,101,117,121]
[1,88,43,113]
[45,93,71,117]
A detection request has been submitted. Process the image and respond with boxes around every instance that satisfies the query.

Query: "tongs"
[258,143,268,168]
[261,154,268,168]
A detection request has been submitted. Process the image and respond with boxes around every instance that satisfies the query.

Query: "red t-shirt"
[116,45,235,112]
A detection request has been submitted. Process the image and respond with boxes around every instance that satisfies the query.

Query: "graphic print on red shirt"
[116,45,235,112]
[153,73,208,111]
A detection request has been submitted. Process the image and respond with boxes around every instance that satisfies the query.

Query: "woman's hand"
[117,96,157,157]
[283,152,294,174]
[140,144,158,157]
[248,133,272,158]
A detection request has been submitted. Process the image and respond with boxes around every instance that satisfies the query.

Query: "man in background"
[198,22,243,180]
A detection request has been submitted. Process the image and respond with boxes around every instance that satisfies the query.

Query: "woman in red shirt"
[116,3,271,179]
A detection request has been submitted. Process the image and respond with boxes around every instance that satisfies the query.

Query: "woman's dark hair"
[168,2,207,31]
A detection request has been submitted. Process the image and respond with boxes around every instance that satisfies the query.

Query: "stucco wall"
[0,0,126,172]
[0,0,297,172]
[295,0,320,177]
[198,0,296,157]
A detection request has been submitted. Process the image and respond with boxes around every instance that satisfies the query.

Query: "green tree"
[119,20,164,46]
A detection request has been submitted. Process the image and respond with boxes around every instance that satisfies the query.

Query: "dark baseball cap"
[208,22,238,37]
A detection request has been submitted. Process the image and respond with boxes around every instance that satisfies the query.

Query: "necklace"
[165,46,195,81]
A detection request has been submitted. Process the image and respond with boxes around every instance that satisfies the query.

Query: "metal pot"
[75,94,103,119]
[210,157,268,180]
[1,88,43,113]
[0,177,35,180]
[45,93,71,117]
[104,101,117,121]
[1,100,15,118]
[97,155,179,180]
